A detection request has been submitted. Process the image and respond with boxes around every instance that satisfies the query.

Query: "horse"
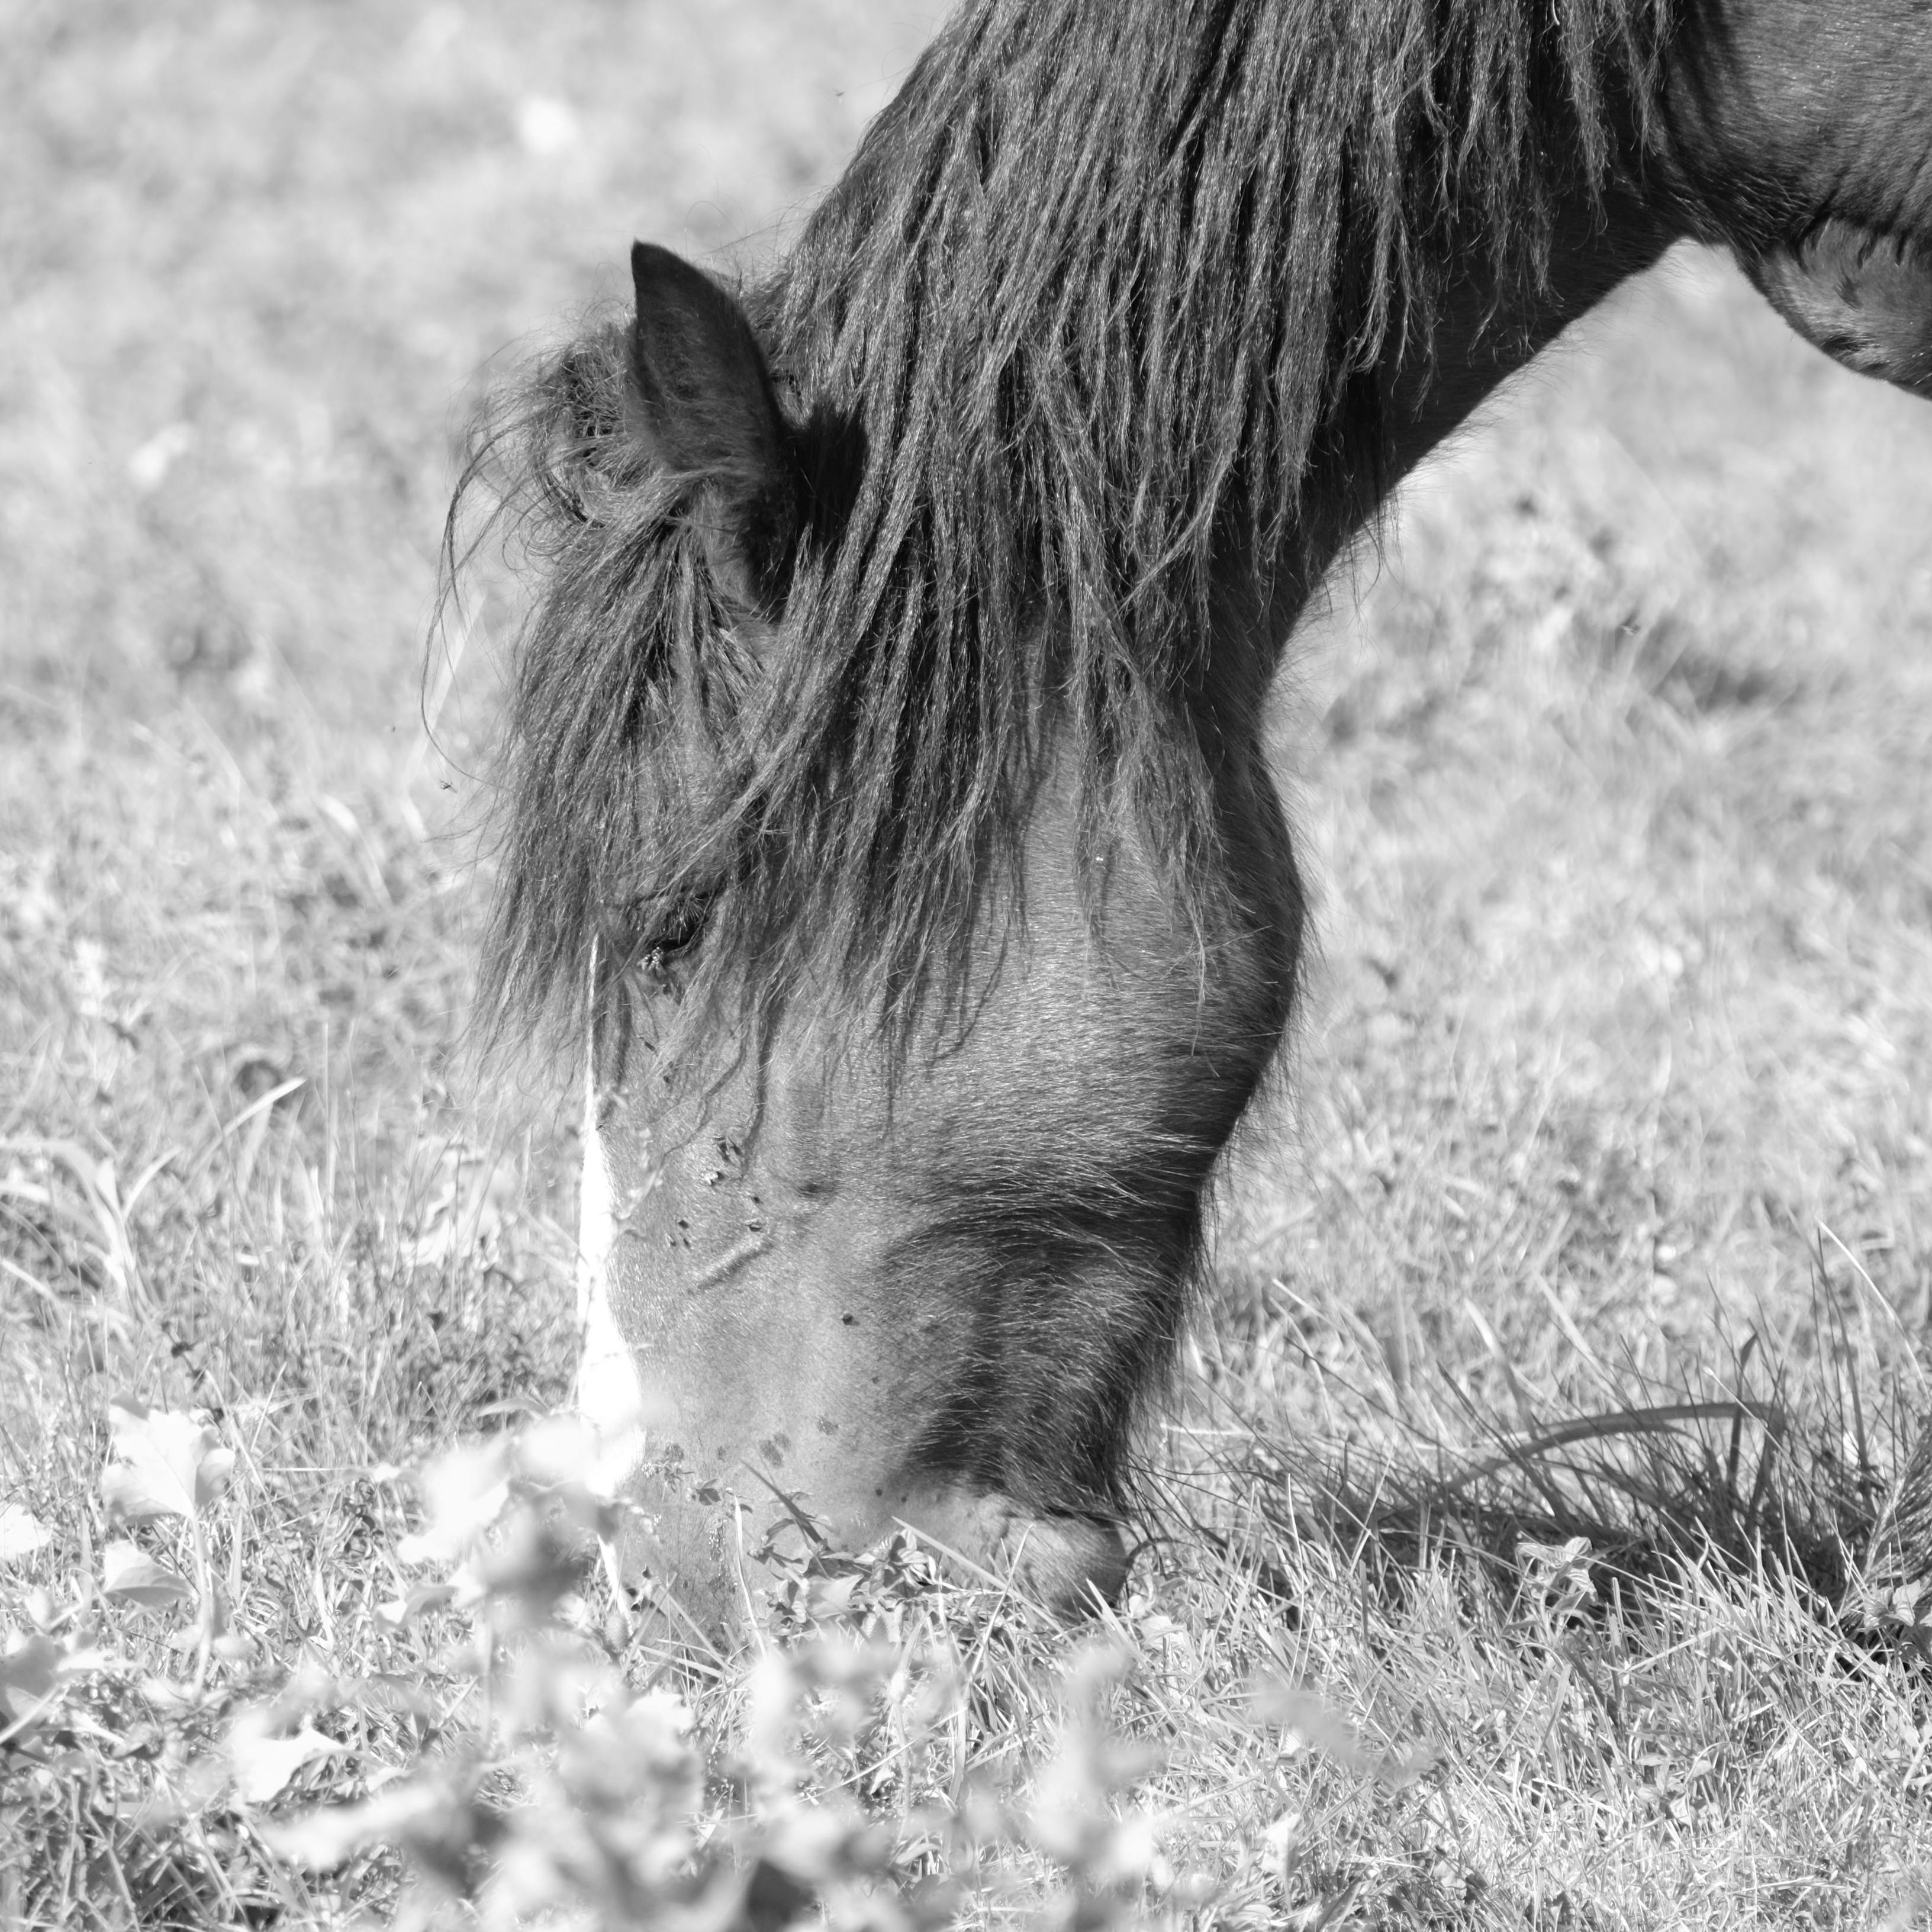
[458,0,1932,1635]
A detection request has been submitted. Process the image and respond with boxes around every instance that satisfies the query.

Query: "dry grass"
[4,2,1932,1926]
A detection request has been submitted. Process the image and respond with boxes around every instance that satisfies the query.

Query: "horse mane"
[461,0,1670,1072]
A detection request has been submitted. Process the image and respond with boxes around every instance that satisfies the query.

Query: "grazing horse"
[463,0,1932,1633]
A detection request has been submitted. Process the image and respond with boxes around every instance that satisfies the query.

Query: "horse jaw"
[1747,221,1932,398]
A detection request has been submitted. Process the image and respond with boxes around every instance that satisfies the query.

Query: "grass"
[4,1,1932,1925]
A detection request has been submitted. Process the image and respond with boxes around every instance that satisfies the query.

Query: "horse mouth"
[1749,218,1932,398]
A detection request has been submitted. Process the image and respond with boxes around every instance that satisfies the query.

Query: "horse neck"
[1376,178,1675,494]
[1232,178,1674,687]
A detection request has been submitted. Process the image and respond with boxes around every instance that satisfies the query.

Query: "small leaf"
[268,1778,469,1872]
[229,1709,347,1805]
[0,1503,50,1565]
[101,1539,195,1608]
[103,1400,231,1522]
[195,1447,236,1508]
[397,1440,511,1564]
[0,1632,61,1723]
[265,1803,384,1873]
[376,1582,456,1629]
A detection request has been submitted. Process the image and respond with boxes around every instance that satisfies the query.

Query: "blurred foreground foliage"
[4,1348,1931,1928]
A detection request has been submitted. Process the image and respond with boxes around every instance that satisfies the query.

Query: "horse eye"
[638,891,715,981]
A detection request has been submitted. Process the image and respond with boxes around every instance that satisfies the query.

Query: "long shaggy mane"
[459,0,1671,1068]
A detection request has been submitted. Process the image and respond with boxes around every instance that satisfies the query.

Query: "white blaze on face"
[577,1048,648,1498]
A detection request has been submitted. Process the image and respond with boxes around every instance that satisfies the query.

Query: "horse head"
[468,0,1932,1643]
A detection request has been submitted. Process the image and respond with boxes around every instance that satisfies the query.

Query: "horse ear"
[627,240,800,608]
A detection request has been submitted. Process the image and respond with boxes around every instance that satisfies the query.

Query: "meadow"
[4,1,1932,1925]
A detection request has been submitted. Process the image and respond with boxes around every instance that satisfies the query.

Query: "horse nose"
[608,1472,1131,1643]
[901,1487,1132,1612]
